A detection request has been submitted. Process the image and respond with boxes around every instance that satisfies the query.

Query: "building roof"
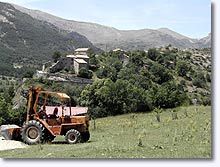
[75,48,90,52]
[74,59,87,64]
[75,54,89,59]
[66,54,77,58]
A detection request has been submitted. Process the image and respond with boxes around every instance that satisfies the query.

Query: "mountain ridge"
[12,3,211,51]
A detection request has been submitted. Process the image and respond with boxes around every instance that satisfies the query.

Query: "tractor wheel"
[65,129,81,144]
[81,131,90,142]
[21,120,45,144]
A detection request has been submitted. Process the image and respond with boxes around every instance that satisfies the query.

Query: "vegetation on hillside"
[0,46,211,123]
[80,47,211,118]
[0,76,23,125]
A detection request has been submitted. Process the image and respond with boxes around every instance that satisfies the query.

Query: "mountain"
[0,2,98,76]
[0,2,211,77]
[196,33,211,48]
[13,4,211,51]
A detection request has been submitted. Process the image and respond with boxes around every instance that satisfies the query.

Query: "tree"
[192,72,207,88]
[129,50,144,66]
[78,68,92,79]
[96,55,122,81]
[79,79,153,117]
[153,81,188,108]
[149,63,173,84]
[176,60,191,77]
[22,70,34,78]
[52,51,61,63]
[0,94,10,124]
[147,48,159,61]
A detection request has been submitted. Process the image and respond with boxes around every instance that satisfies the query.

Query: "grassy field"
[0,106,211,158]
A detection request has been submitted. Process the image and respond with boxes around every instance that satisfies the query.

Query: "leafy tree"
[96,55,122,81]
[79,79,153,117]
[153,81,189,108]
[149,63,173,84]
[192,72,207,88]
[79,79,107,109]
[89,53,99,69]
[78,68,93,79]
[0,94,10,125]
[147,48,159,61]
[206,73,211,82]
[52,51,62,63]
[22,70,34,78]
[129,50,144,66]
[176,60,191,77]
[117,64,136,80]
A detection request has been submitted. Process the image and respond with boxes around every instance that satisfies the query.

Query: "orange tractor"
[1,87,90,144]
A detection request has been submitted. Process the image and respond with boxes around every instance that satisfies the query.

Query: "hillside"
[13,4,211,51]
[0,2,98,76]
[0,2,211,77]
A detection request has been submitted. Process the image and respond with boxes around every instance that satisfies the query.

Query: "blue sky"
[1,0,211,38]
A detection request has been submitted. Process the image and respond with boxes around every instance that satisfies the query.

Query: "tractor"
[1,87,90,144]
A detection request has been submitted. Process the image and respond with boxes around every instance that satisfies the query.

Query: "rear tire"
[65,129,81,144]
[21,120,45,144]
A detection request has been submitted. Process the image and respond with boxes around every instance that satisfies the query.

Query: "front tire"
[65,129,81,144]
[21,120,45,144]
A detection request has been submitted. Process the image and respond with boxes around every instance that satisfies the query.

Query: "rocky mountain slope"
[0,2,211,76]
[13,4,211,51]
[0,2,98,76]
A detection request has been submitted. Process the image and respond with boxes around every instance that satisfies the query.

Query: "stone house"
[43,48,91,74]
[67,54,90,74]
[74,54,90,64]
[74,59,88,74]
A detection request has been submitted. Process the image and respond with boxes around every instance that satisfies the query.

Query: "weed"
[171,109,178,120]
[154,107,163,122]
[137,134,144,147]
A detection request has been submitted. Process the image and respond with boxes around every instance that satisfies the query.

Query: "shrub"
[79,79,153,117]
[153,81,189,108]
[22,70,34,78]
[78,68,92,79]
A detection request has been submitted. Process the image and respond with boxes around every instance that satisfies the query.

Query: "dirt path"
[0,140,28,151]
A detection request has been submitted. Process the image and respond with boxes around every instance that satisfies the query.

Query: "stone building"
[74,59,88,74]
[39,48,91,75]
[66,54,90,74]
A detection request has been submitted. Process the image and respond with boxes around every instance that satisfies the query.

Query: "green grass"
[0,106,211,158]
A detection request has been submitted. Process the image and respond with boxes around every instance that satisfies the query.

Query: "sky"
[0,0,211,38]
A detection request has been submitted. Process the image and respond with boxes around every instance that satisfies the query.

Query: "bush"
[147,48,159,61]
[201,96,211,106]
[78,68,92,79]
[192,73,207,88]
[176,60,191,77]
[22,70,34,78]
[153,81,189,108]
[79,79,153,117]
[149,63,173,84]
